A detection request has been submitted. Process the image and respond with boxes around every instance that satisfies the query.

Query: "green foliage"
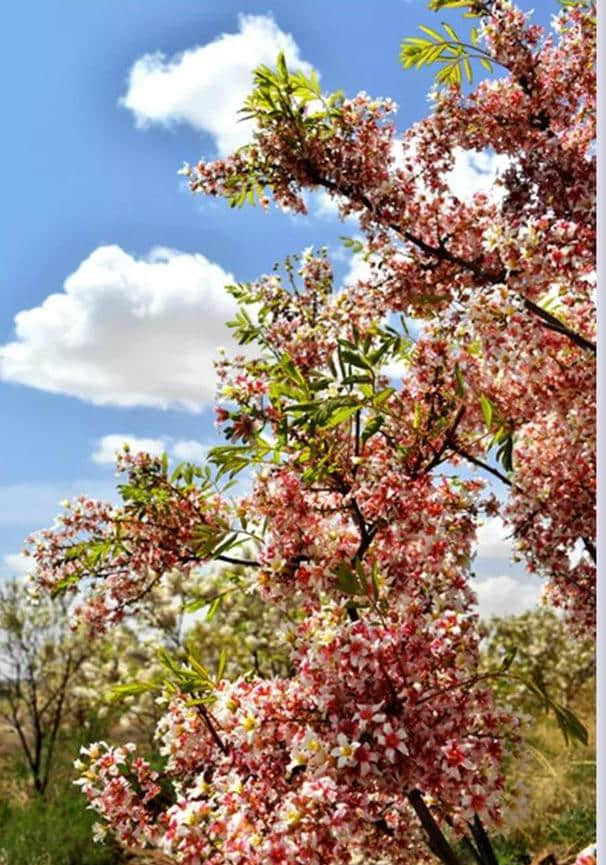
[209,271,411,489]
[51,450,255,591]
[512,675,588,747]
[183,568,297,681]
[400,17,495,87]
[504,706,595,858]
[491,427,514,473]
[218,52,344,209]
[477,393,515,473]
[241,51,342,134]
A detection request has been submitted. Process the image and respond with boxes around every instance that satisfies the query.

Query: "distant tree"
[481,608,595,712]
[0,578,95,795]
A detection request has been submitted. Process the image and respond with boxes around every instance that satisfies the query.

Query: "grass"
[0,792,122,865]
[473,679,596,865]
[0,729,123,865]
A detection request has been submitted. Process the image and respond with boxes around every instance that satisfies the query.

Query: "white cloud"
[404,136,509,203]
[92,434,208,465]
[120,14,314,155]
[308,189,358,224]
[171,439,208,463]
[310,190,340,220]
[92,434,167,464]
[474,575,542,620]
[0,245,241,411]
[343,250,374,286]
[446,147,510,202]
[2,553,32,578]
[475,516,513,560]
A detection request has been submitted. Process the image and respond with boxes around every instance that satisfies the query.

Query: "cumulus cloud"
[446,147,510,202]
[475,516,514,560]
[92,434,208,465]
[120,14,314,155]
[0,245,242,411]
[2,552,32,578]
[310,190,339,220]
[308,190,359,224]
[343,251,374,287]
[171,439,208,463]
[474,575,542,620]
[91,434,167,464]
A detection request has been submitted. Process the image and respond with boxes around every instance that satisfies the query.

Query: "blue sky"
[0,0,555,614]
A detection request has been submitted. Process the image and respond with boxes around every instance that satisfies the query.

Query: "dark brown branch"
[449,444,513,487]
[6,696,36,778]
[215,555,260,568]
[443,812,487,865]
[468,814,500,865]
[198,704,229,755]
[462,836,486,865]
[582,537,596,563]
[407,789,464,865]
[522,298,596,354]
[425,406,466,474]
[307,171,596,355]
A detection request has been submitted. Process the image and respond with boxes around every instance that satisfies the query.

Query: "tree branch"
[215,554,260,568]
[468,814,500,865]
[522,298,596,355]
[307,170,596,355]
[449,444,513,487]
[582,537,596,563]
[407,789,464,865]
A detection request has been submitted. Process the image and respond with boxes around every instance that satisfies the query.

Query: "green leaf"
[216,647,228,681]
[370,561,381,600]
[334,562,362,595]
[361,415,384,445]
[500,648,517,672]
[340,349,371,370]
[276,51,288,81]
[374,387,395,406]
[552,702,589,747]
[454,362,465,397]
[419,24,445,41]
[441,22,459,41]
[187,654,211,682]
[429,0,474,8]
[479,394,494,428]
[320,404,360,429]
[496,433,514,473]
[341,374,373,386]
[205,595,224,621]
[510,673,589,746]
[110,681,158,701]
[341,236,365,255]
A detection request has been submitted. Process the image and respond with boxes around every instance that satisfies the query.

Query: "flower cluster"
[78,604,517,863]
[26,450,232,630]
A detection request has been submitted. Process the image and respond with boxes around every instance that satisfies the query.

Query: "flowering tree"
[26,0,595,862]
